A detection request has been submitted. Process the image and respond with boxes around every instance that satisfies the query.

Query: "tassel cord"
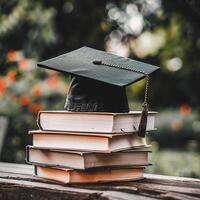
[93,60,150,137]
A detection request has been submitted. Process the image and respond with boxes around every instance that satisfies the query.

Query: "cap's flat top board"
[38,47,159,87]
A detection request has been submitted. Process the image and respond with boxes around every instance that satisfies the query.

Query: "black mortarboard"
[38,46,159,136]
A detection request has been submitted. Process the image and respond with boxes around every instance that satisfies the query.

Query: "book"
[37,111,157,133]
[30,130,147,153]
[26,146,150,169]
[34,166,144,183]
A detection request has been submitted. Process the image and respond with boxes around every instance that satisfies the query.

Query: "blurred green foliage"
[0,51,67,162]
[0,0,200,177]
[146,149,200,178]
[149,109,200,150]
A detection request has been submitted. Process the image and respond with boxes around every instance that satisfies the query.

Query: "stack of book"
[26,111,157,183]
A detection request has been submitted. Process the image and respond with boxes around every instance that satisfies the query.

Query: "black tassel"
[92,60,150,137]
[138,103,148,137]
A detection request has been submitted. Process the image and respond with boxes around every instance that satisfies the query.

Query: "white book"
[27,146,150,169]
[35,166,144,183]
[37,111,157,133]
[30,130,147,153]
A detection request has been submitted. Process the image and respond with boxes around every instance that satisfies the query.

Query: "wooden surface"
[0,163,200,200]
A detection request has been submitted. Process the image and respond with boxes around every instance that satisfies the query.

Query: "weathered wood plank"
[0,177,154,200]
[0,178,107,200]
[0,162,199,200]
[0,162,33,175]
[144,173,200,188]
[73,182,200,199]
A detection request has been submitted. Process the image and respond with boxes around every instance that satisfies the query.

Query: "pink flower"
[29,103,42,114]
[0,78,6,95]
[7,50,17,61]
[19,95,31,106]
[46,76,59,87]
[180,104,191,116]
[19,59,29,70]
[32,84,42,97]
[7,70,17,83]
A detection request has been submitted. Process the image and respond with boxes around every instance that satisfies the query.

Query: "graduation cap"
[38,46,159,137]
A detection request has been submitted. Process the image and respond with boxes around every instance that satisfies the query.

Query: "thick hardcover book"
[26,146,150,170]
[34,165,144,183]
[29,130,147,153]
[37,111,157,133]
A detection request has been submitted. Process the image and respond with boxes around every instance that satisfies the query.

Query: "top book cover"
[37,111,157,133]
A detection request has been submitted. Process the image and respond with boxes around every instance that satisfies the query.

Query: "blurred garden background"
[0,0,200,178]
